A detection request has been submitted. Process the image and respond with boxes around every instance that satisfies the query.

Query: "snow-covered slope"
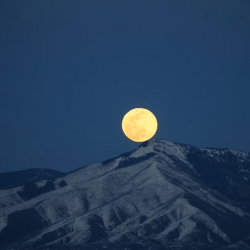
[0,139,250,250]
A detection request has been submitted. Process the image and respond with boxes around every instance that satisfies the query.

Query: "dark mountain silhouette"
[0,169,65,190]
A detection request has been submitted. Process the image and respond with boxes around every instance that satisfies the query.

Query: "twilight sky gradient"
[1,0,250,173]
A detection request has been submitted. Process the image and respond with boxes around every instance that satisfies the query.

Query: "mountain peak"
[1,140,250,250]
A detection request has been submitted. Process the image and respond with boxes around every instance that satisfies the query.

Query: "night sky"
[1,1,250,173]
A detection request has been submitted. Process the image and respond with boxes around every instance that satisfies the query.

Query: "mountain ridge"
[0,168,65,190]
[0,139,250,250]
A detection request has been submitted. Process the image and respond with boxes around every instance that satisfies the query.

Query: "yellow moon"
[122,108,158,142]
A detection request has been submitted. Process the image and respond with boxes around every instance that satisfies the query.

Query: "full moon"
[122,108,158,142]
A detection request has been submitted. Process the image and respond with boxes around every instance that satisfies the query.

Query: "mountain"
[0,139,250,250]
[0,169,65,190]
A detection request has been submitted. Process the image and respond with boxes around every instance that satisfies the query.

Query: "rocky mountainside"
[0,169,65,190]
[0,139,250,250]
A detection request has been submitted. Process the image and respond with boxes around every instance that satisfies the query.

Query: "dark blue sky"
[1,0,250,173]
